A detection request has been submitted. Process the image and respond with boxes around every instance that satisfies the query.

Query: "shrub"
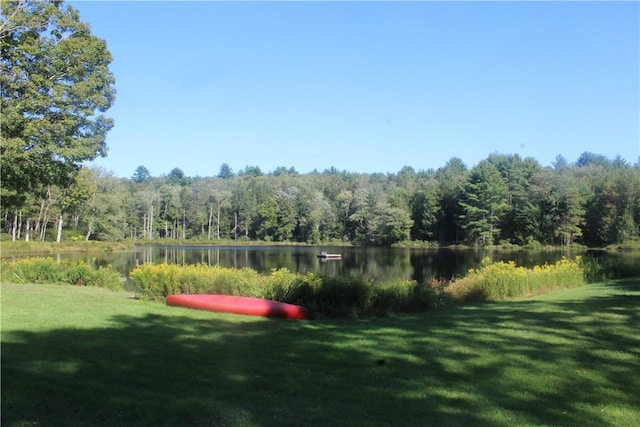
[445,257,585,303]
[310,274,373,318]
[263,268,322,305]
[129,263,265,300]
[0,257,124,290]
[129,264,438,318]
[581,254,640,282]
[370,279,436,315]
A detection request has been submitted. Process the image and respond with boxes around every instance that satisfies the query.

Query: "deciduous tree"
[1,0,115,210]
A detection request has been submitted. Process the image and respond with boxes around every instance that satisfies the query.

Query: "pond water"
[34,245,639,285]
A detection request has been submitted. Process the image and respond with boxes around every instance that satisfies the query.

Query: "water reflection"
[13,245,638,285]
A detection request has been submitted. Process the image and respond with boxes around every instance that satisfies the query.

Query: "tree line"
[3,152,639,247]
[2,2,638,248]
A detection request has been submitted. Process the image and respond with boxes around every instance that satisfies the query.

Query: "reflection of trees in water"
[47,246,640,285]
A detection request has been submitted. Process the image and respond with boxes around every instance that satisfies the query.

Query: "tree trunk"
[148,204,154,239]
[182,209,186,239]
[11,212,17,241]
[207,205,213,240]
[35,199,45,237]
[85,217,94,241]
[216,201,221,239]
[142,214,147,239]
[40,188,53,241]
[17,210,22,240]
[25,218,30,242]
[234,212,238,242]
[56,213,63,242]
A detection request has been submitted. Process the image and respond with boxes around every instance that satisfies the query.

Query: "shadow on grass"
[2,279,639,426]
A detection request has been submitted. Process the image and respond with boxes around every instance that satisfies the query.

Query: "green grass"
[2,279,639,427]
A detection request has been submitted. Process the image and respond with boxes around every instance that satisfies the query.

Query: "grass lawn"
[2,279,639,427]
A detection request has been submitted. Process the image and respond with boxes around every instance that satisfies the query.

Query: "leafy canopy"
[0,0,115,208]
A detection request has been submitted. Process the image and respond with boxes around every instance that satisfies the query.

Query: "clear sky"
[71,1,640,178]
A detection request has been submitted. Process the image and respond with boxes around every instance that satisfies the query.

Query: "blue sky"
[72,1,639,178]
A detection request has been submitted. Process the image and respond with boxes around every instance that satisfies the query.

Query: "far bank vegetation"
[3,153,640,249]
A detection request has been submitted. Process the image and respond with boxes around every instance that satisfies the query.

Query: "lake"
[38,245,639,285]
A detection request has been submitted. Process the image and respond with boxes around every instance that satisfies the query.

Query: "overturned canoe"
[166,294,310,320]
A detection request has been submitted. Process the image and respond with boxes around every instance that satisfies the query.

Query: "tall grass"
[581,254,640,282]
[130,263,267,299]
[0,257,124,290]
[446,257,585,303]
[129,264,437,317]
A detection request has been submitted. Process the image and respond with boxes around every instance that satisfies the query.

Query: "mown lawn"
[2,279,639,427]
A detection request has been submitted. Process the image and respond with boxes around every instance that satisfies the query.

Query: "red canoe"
[166,294,310,320]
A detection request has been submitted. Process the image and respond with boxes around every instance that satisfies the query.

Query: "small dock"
[317,251,342,260]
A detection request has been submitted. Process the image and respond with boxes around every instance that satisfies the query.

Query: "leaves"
[459,160,508,245]
[1,0,115,208]
[4,156,640,246]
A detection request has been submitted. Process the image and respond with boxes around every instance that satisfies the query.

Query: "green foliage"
[583,167,638,246]
[129,264,437,317]
[131,165,151,183]
[3,148,640,247]
[410,182,440,241]
[488,154,543,245]
[263,268,322,305]
[459,160,509,245]
[271,273,434,318]
[370,206,412,246]
[0,257,123,290]
[370,278,435,314]
[445,257,585,303]
[0,239,134,255]
[580,254,640,282]
[1,0,115,209]
[167,167,189,186]
[217,162,234,179]
[129,263,264,300]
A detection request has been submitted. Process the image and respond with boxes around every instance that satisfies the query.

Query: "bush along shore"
[129,264,436,318]
[129,257,588,317]
[444,256,585,303]
[3,256,589,317]
[1,257,124,291]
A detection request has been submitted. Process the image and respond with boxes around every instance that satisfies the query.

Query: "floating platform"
[317,252,342,259]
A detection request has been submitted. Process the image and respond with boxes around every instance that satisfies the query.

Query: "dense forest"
[3,152,639,247]
[2,2,638,248]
